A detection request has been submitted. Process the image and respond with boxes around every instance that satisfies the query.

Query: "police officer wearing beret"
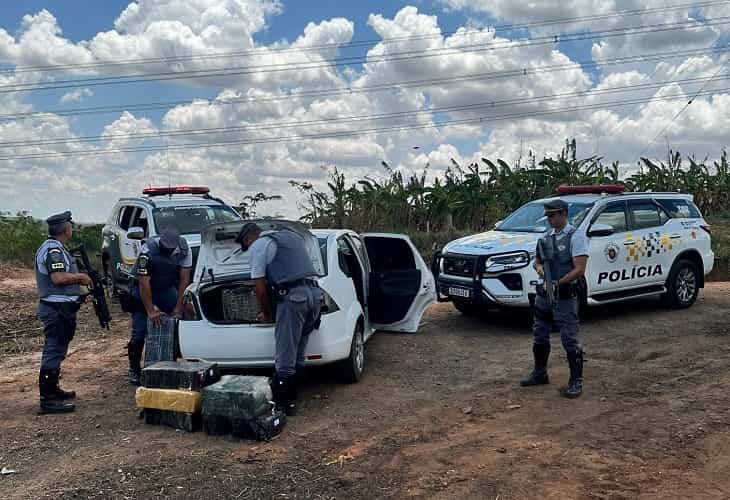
[237,223,322,416]
[126,228,192,385]
[521,199,589,398]
[35,211,93,414]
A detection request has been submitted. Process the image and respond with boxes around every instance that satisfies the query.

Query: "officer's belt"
[40,300,81,314]
[271,278,318,301]
[536,282,578,299]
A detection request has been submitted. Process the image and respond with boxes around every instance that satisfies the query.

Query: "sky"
[0,0,729,222]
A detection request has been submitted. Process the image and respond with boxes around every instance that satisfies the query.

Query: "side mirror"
[127,226,145,240]
[494,219,504,229]
[588,223,614,237]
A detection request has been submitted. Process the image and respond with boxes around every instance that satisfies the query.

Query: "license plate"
[448,287,471,298]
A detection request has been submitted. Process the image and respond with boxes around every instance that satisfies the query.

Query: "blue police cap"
[543,199,569,214]
[46,211,73,226]
[159,228,181,249]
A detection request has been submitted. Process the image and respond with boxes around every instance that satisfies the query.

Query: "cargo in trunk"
[198,281,275,324]
[141,361,220,391]
[202,375,272,420]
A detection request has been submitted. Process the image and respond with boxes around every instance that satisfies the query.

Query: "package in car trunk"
[141,361,220,391]
[144,408,202,432]
[144,315,176,367]
[201,375,272,420]
[222,284,259,322]
[203,410,286,441]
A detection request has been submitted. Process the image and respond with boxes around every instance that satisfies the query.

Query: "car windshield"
[498,201,594,233]
[152,205,240,235]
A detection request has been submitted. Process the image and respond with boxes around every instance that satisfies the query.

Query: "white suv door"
[361,233,436,333]
[586,200,631,295]
[625,199,672,287]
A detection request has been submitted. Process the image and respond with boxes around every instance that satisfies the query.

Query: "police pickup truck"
[101,186,241,296]
[433,185,714,314]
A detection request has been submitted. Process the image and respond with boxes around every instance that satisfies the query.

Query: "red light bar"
[143,186,210,196]
[556,184,625,195]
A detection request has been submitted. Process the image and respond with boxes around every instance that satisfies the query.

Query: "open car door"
[362,233,436,332]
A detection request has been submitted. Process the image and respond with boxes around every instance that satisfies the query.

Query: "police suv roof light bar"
[143,186,210,196]
[556,184,626,195]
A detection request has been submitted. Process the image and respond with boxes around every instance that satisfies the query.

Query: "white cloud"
[59,88,93,104]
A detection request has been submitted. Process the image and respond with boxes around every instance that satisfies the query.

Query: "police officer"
[237,223,321,416]
[520,199,589,398]
[126,228,192,385]
[35,211,93,414]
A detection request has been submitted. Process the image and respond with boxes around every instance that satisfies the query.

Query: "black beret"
[46,211,73,226]
[543,199,569,213]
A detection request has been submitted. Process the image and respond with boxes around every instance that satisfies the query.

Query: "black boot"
[127,340,144,386]
[272,375,297,417]
[54,369,76,400]
[520,344,551,386]
[39,369,75,414]
[563,349,584,399]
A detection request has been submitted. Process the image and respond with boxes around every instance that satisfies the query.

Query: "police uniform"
[247,226,321,416]
[127,230,192,384]
[35,211,84,414]
[521,200,589,398]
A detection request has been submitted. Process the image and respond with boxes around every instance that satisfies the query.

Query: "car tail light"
[700,224,712,235]
[181,291,200,321]
[320,289,340,314]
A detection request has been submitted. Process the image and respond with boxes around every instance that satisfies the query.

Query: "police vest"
[264,230,317,285]
[540,229,575,282]
[35,239,81,299]
[145,237,190,291]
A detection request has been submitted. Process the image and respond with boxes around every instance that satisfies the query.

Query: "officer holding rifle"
[520,200,589,398]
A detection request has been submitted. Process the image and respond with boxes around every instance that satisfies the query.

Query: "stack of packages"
[135,361,221,432]
[202,375,286,441]
[143,316,176,367]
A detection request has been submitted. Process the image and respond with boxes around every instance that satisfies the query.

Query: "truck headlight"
[484,251,531,273]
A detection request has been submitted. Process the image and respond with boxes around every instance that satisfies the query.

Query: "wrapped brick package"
[135,387,202,413]
[144,315,175,367]
[202,375,272,420]
[203,410,286,441]
[144,409,201,433]
[141,361,220,391]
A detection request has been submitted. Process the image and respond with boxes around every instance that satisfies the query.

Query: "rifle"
[537,238,558,307]
[71,245,112,330]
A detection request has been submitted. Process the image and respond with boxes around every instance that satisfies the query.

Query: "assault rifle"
[537,238,559,307]
[71,245,112,330]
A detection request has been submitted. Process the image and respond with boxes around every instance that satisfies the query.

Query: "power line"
[1,89,725,162]
[3,0,725,76]
[2,17,728,94]
[2,45,727,122]
[3,72,727,149]
[637,58,730,158]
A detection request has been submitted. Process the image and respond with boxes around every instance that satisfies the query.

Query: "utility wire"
[637,57,730,158]
[1,17,728,94]
[1,89,725,162]
[2,72,727,148]
[2,45,727,122]
[3,0,725,76]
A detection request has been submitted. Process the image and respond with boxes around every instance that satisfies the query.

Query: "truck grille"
[443,254,477,278]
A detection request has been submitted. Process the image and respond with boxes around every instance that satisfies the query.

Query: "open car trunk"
[197,280,276,324]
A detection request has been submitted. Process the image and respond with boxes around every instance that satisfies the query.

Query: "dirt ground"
[1,266,729,500]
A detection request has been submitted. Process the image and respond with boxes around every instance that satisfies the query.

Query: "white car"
[434,186,714,314]
[178,220,436,381]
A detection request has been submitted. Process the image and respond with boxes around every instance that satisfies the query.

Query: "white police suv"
[101,186,241,296]
[433,185,714,314]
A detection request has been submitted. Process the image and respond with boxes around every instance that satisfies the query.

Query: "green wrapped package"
[202,375,272,420]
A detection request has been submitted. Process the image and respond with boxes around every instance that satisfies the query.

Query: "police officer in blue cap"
[237,223,322,416]
[35,211,93,414]
[126,228,192,385]
[520,199,589,398]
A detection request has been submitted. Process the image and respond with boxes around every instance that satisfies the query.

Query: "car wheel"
[664,259,700,309]
[453,300,482,316]
[336,322,365,383]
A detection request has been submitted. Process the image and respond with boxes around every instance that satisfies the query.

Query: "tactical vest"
[264,230,317,285]
[540,228,576,282]
[35,239,81,299]
[144,237,188,291]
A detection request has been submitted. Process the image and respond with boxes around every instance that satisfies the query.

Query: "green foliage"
[0,211,103,265]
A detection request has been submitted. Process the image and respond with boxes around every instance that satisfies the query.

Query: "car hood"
[195,219,325,283]
[443,230,544,256]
